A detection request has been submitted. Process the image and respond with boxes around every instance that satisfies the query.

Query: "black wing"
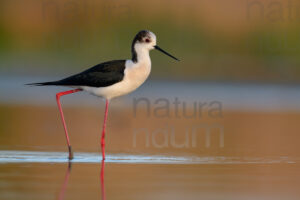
[28,60,126,87]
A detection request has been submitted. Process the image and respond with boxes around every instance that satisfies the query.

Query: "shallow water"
[0,152,299,200]
[1,78,300,199]
[0,151,299,165]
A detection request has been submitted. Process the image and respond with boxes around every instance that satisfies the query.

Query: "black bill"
[154,45,180,61]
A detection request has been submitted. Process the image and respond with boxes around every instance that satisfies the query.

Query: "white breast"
[82,59,151,99]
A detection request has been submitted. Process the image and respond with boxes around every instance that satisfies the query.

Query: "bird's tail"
[25,81,58,86]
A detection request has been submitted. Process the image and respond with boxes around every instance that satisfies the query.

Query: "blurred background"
[1,0,300,81]
[1,0,300,200]
[1,0,300,153]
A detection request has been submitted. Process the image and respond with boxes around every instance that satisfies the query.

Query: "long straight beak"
[154,45,180,61]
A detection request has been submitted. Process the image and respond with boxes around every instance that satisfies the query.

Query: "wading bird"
[28,30,179,160]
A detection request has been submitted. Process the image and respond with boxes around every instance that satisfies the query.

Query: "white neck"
[133,43,151,65]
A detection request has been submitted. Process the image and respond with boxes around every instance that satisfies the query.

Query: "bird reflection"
[57,159,106,200]
[100,159,106,200]
[58,161,72,200]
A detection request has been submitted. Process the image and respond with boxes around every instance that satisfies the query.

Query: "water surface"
[0,152,299,200]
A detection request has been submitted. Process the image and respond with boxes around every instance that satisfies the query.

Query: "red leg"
[56,89,82,160]
[101,99,109,160]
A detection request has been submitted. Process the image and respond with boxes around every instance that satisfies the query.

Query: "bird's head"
[131,30,179,62]
[132,30,157,51]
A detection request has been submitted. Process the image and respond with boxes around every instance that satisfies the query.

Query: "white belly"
[81,60,151,99]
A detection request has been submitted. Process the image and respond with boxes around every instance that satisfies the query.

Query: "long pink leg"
[101,99,109,160]
[56,89,82,160]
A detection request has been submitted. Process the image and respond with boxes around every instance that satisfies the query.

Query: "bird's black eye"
[145,38,150,43]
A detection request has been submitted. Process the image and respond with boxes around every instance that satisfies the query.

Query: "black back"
[29,60,126,87]
[28,30,153,88]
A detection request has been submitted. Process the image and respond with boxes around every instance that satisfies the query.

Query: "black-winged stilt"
[27,30,179,160]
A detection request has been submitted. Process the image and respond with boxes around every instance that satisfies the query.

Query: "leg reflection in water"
[58,162,72,200]
[57,160,106,200]
[100,159,106,200]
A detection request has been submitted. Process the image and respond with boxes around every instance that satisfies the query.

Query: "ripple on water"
[0,151,298,164]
